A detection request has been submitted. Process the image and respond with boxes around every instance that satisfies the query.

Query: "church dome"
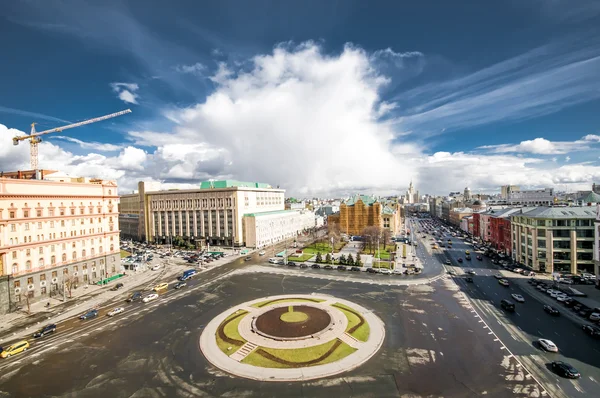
[473,200,481,205]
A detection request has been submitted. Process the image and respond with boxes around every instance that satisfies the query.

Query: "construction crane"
[13,109,132,170]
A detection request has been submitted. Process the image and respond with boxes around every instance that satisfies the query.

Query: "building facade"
[328,195,401,236]
[449,207,473,226]
[508,188,554,206]
[243,210,315,248]
[595,204,600,282]
[501,185,520,199]
[0,172,120,314]
[511,207,596,274]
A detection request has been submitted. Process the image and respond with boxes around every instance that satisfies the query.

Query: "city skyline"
[1,1,600,196]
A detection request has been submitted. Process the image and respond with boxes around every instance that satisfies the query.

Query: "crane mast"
[13,109,132,169]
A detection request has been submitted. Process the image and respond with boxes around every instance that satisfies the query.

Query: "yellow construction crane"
[13,109,132,169]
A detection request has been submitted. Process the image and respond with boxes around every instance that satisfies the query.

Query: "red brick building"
[488,208,522,255]
[472,212,481,239]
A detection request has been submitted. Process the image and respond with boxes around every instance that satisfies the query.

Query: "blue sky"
[1,0,600,196]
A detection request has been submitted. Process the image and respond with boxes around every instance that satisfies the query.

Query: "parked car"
[336,265,347,271]
[324,265,333,270]
[258,251,266,256]
[544,305,560,316]
[311,264,321,269]
[351,266,361,272]
[299,263,308,269]
[551,361,580,379]
[127,292,143,302]
[33,324,57,338]
[107,307,125,317]
[582,324,600,337]
[287,262,297,267]
[380,268,392,275]
[79,309,99,320]
[538,339,558,352]
[143,293,159,303]
[366,267,377,273]
[110,283,124,291]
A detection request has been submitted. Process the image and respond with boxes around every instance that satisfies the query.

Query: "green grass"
[215,310,248,355]
[372,244,396,259]
[241,339,356,368]
[120,249,131,258]
[303,242,333,254]
[372,261,392,269]
[334,303,370,342]
[251,297,325,308]
[280,308,309,322]
[288,254,314,262]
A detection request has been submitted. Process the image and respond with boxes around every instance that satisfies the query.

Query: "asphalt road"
[414,217,600,398]
[0,258,542,397]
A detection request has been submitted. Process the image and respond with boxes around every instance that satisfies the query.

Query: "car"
[33,324,57,338]
[258,250,266,256]
[457,258,463,263]
[110,282,124,291]
[337,265,347,271]
[245,256,252,261]
[544,305,560,315]
[551,361,580,379]
[287,261,297,267]
[366,267,377,273]
[500,299,515,312]
[556,295,569,302]
[511,294,525,303]
[538,339,558,352]
[107,307,125,317]
[127,292,143,302]
[589,313,600,321]
[277,260,285,265]
[465,250,470,255]
[582,324,600,337]
[476,255,482,261]
[498,279,509,286]
[311,264,321,269]
[268,258,278,264]
[174,282,187,289]
[151,265,161,271]
[447,270,457,276]
[380,269,392,275]
[299,263,308,269]
[465,255,471,261]
[153,283,169,292]
[324,265,333,270]
[494,274,504,279]
[467,270,476,275]
[0,341,29,358]
[445,260,451,265]
[351,266,361,272]
[143,293,159,303]
[79,309,99,320]
[465,277,474,283]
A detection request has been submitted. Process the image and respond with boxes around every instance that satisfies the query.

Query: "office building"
[501,185,520,200]
[243,210,316,249]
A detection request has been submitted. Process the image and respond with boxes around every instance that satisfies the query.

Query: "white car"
[107,307,124,317]
[142,293,159,303]
[494,274,504,279]
[392,269,403,275]
[589,313,600,321]
[556,295,569,302]
[511,294,525,303]
[380,269,392,275]
[549,291,559,298]
[151,265,161,271]
[258,251,266,256]
[538,339,558,352]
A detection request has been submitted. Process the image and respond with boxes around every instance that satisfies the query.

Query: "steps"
[230,341,258,362]
[338,332,362,348]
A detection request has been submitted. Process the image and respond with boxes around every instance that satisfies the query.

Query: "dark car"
[465,255,471,261]
[351,266,361,272]
[174,282,186,289]
[110,282,124,291]
[467,270,476,275]
[324,265,334,270]
[500,299,515,312]
[79,309,99,320]
[126,292,143,302]
[551,361,580,379]
[582,325,600,337]
[311,264,321,269]
[457,258,463,263]
[244,256,252,261]
[299,263,308,269]
[277,260,285,265]
[33,324,57,338]
[465,277,474,283]
[544,305,560,316]
[287,262,297,267]
[336,265,347,271]
[476,255,482,261]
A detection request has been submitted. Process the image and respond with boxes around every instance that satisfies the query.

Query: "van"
[1,340,30,358]
[500,299,515,312]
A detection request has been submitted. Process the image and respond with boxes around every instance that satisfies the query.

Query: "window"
[552,230,570,238]
[74,265,78,272]
[37,222,42,229]
[39,247,43,254]
[51,255,56,265]
[80,208,84,215]
[12,264,18,274]
[71,220,76,227]
[39,258,44,267]
[52,271,57,278]
[9,211,15,218]
[63,268,68,275]
[10,224,16,232]
[61,220,65,227]
[576,229,594,238]
[91,248,95,255]
[70,208,75,215]
[62,253,67,262]
[49,209,54,216]
[82,249,86,257]
[37,210,42,217]
[72,251,77,259]
[26,249,31,256]
[12,251,17,259]
[27,277,33,285]
[25,260,31,270]
[99,246,103,253]
[41,287,47,295]
[577,241,594,250]
[24,223,30,231]
[537,239,546,248]
[23,210,29,218]
[51,245,55,252]
[14,281,20,288]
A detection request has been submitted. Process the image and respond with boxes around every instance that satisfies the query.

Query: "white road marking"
[589,376,596,382]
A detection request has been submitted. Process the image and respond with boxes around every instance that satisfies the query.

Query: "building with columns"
[511,207,596,274]
[0,171,120,314]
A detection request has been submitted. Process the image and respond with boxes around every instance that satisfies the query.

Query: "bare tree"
[64,274,78,299]
[327,222,341,252]
[362,226,381,254]
[381,228,391,251]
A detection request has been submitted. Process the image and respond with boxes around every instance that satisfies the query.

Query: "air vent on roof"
[569,211,576,215]
[561,211,568,215]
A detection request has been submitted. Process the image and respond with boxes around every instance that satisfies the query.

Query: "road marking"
[515,312,520,316]
[589,376,596,382]
[573,384,584,393]
[82,333,89,337]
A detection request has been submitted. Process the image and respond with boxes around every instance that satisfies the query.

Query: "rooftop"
[344,194,378,206]
[244,209,303,218]
[577,191,600,203]
[517,206,596,219]
[199,180,277,190]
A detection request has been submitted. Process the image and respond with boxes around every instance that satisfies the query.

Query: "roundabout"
[200,294,385,381]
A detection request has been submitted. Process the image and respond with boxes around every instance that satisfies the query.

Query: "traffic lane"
[0,274,539,398]
[457,273,600,394]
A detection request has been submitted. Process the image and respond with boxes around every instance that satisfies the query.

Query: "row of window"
[516,218,594,227]
[6,198,113,220]
[8,216,113,231]
[151,197,235,211]
[4,228,110,247]
[11,245,116,274]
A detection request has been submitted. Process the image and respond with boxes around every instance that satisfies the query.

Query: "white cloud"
[53,136,122,151]
[565,156,571,162]
[110,82,139,104]
[479,135,600,155]
[175,62,206,75]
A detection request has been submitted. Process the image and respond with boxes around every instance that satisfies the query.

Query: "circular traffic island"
[200,294,385,381]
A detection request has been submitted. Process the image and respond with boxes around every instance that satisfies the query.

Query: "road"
[0,235,546,397]
[412,217,600,398]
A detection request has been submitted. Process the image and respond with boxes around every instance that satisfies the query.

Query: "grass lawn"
[251,297,325,308]
[241,339,356,368]
[303,242,333,254]
[334,303,371,342]
[287,254,314,262]
[372,244,396,259]
[120,249,131,258]
[372,261,392,269]
[215,310,248,355]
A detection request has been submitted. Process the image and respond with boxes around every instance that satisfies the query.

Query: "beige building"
[0,170,120,314]
[328,195,401,236]
[120,180,287,247]
[243,210,316,249]
[511,207,596,274]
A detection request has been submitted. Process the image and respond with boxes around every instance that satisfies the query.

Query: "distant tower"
[406,180,415,204]
[464,187,471,201]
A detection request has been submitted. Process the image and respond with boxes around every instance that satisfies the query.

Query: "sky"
[1,0,600,197]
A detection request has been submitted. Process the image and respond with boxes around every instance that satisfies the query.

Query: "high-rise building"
[405,180,419,204]
[464,187,472,201]
[501,185,520,199]
[0,170,120,314]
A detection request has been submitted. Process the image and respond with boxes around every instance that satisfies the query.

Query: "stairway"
[230,341,258,362]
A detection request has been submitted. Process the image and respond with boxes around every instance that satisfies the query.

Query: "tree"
[362,226,382,254]
[381,228,391,250]
[355,253,362,266]
[325,253,332,264]
[339,254,347,265]
[316,252,323,263]
[346,253,354,266]
[327,221,341,252]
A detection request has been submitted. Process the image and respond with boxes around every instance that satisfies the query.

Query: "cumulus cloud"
[110,82,139,104]
[479,134,600,155]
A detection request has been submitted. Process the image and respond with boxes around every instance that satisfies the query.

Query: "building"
[511,207,596,274]
[574,191,600,206]
[243,210,315,248]
[460,215,474,234]
[120,180,286,248]
[593,183,600,195]
[404,180,419,204]
[595,204,600,283]
[328,195,401,236]
[449,207,472,226]
[488,208,524,255]
[0,171,120,314]
[507,188,554,206]
[501,185,520,199]
[119,181,161,242]
[464,187,471,201]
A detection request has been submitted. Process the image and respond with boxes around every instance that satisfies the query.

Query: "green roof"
[382,205,396,215]
[244,210,299,218]
[199,180,274,189]
[578,191,600,203]
[344,194,378,206]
